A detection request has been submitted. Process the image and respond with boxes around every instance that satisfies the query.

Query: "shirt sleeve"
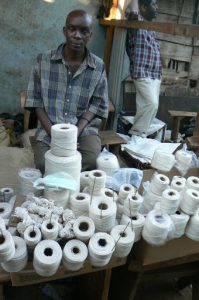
[25,54,44,109]
[88,65,109,119]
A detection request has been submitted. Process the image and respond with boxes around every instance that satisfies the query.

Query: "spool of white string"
[116,203,124,220]
[110,225,135,257]
[73,216,95,242]
[180,188,199,215]
[150,173,170,195]
[87,170,106,196]
[62,239,88,271]
[96,152,119,176]
[186,176,199,191]
[24,225,42,248]
[142,210,172,246]
[101,188,118,203]
[185,211,199,241]
[51,123,77,157]
[33,240,62,276]
[80,171,90,191]
[0,187,14,202]
[89,197,117,232]
[118,184,136,205]
[151,149,175,172]
[141,186,162,213]
[170,210,189,238]
[1,236,28,272]
[18,168,42,196]
[70,192,90,217]
[45,150,81,192]
[44,188,70,208]
[41,219,59,240]
[175,149,192,165]
[160,188,181,214]
[171,176,186,192]
[0,230,15,262]
[120,213,145,242]
[123,192,143,216]
[88,232,115,267]
[0,202,12,219]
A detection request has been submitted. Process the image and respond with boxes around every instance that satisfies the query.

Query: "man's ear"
[63,26,66,36]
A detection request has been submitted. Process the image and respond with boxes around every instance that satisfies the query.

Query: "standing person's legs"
[78,134,101,171]
[33,141,50,175]
[129,78,161,137]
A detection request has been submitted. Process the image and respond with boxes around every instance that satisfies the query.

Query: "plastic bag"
[174,144,193,176]
[96,148,120,176]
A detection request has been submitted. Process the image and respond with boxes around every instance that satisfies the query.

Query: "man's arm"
[35,107,51,137]
[125,0,139,20]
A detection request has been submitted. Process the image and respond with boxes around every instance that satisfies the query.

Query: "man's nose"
[74,30,81,38]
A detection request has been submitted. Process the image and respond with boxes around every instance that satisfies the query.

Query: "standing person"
[125,0,162,140]
[25,10,108,174]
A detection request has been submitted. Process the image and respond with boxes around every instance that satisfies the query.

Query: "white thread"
[141,186,162,213]
[62,239,88,271]
[80,171,90,191]
[110,225,135,257]
[170,210,189,238]
[185,211,199,241]
[175,149,192,165]
[0,230,15,262]
[33,240,62,276]
[96,152,119,176]
[24,225,42,248]
[1,236,28,272]
[70,192,90,217]
[88,232,115,267]
[171,176,186,192]
[44,188,70,209]
[151,149,175,172]
[41,219,59,240]
[180,188,199,215]
[186,176,199,191]
[0,187,14,202]
[160,188,181,215]
[18,168,42,196]
[123,192,143,216]
[118,184,136,205]
[87,170,106,196]
[0,202,12,219]
[45,150,81,192]
[120,213,145,242]
[150,173,170,195]
[73,216,95,242]
[116,203,124,220]
[101,188,118,203]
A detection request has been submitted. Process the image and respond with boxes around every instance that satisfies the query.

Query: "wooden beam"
[99,19,199,38]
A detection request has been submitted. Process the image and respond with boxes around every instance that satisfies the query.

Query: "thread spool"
[41,219,59,240]
[88,170,106,196]
[110,225,135,257]
[123,192,143,216]
[151,149,175,172]
[170,210,189,238]
[118,184,136,205]
[73,216,95,242]
[0,202,12,219]
[141,186,162,213]
[171,176,186,192]
[70,192,90,217]
[96,152,119,176]
[80,171,90,191]
[0,230,15,263]
[185,212,199,241]
[186,176,199,191]
[175,150,192,165]
[44,188,70,208]
[150,173,170,195]
[180,188,199,215]
[0,187,14,202]
[24,225,42,248]
[160,188,181,215]
[120,213,145,242]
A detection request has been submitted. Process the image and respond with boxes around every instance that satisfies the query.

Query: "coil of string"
[24,225,42,249]
[41,219,59,240]
[80,171,90,191]
[0,187,14,202]
[118,184,136,205]
[123,192,143,216]
[140,186,162,214]
[151,149,175,172]
[0,230,15,262]
[70,192,91,217]
[86,170,106,196]
[170,211,189,238]
[160,188,181,214]
[110,225,135,257]
[73,216,95,242]
[88,232,115,267]
[44,188,70,209]
[62,239,88,271]
[0,202,12,219]
[120,213,145,242]
[18,168,42,196]
[180,188,199,215]
[175,150,192,175]
[186,176,199,191]
[96,152,119,176]
[171,176,186,192]
[185,212,199,241]
[150,173,170,195]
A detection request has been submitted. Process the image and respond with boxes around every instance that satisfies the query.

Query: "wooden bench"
[168,110,197,142]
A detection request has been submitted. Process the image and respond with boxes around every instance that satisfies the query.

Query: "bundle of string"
[118,184,136,205]
[0,230,15,262]
[0,202,12,219]
[160,188,181,214]
[175,149,192,175]
[170,210,189,238]
[44,188,70,209]
[80,171,90,191]
[186,176,199,191]
[87,170,106,196]
[185,212,199,241]
[89,197,117,232]
[33,240,62,276]
[142,210,172,246]
[150,173,170,195]
[120,213,145,242]
[151,149,175,172]
[62,239,88,271]
[171,176,186,192]
[70,192,90,217]
[41,219,59,240]
[18,168,42,196]
[24,225,42,249]
[180,188,199,215]
[96,152,119,176]
[1,236,28,272]
[141,186,162,214]
[0,187,14,202]
[51,123,77,157]
[110,224,135,257]
[73,216,95,242]
[101,188,118,203]
[123,192,143,216]
[116,202,124,220]
[88,232,115,267]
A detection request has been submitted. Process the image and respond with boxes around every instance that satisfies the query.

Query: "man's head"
[63,10,93,52]
[139,0,158,21]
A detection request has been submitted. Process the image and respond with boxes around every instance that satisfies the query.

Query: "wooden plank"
[99,19,199,38]
[158,0,195,18]
[168,110,197,117]
[158,40,192,62]
[189,54,199,79]
[103,26,114,74]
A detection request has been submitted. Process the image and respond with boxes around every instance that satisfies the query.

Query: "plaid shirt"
[25,43,108,145]
[126,16,162,79]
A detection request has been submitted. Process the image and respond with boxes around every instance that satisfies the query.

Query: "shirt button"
[68,71,71,75]
[69,85,72,88]
[66,99,69,102]
[65,113,68,116]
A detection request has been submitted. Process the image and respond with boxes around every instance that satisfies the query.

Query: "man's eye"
[81,29,90,35]
[68,26,75,32]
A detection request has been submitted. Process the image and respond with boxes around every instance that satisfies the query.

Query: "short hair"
[139,0,152,7]
[65,10,93,26]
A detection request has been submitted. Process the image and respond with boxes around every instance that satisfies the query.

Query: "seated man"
[25,9,108,174]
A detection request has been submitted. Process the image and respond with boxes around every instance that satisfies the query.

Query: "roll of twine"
[0,202,12,219]
[73,216,95,242]
[96,153,119,176]
[160,188,181,215]
[51,123,78,157]
[88,170,106,196]
[116,203,124,220]
[62,239,88,271]
[175,150,192,166]
[24,225,42,248]
[45,150,81,192]
[33,240,62,277]
[171,176,186,192]
[44,188,70,209]
[110,225,135,257]
[89,198,117,232]
[70,192,91,217]
[185,212,199,241]
[101,188,118,203]
[1,236,28,272]
[88,232,115,267]
[170,210,189,238]
[186,176,199,191]
[120,213,145,242]
[18,168,42,196]
[0,230,15,263]
[41,219,59,240]
[180,188,199,215]
[151,149,175,172]
[0,187,14,202]
[150,173,170,195]
[118,184,136,205]
[123,192,143,217]
[141,186,162,213]
[80,171,90,191]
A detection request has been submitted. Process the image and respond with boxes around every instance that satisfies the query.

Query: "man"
[125,0,162,139]
[25,10,108,174]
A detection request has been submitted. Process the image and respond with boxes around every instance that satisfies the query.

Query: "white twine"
[45,150,81,192]
[123,192,143,216]
[171,176,186,192]
[0,230,15,263]
[44,188,70,209]
[70,192,90,217]
[80,171,90,191]
[140,186,162,214]
[1,236,28,272]
[160,188,181,215]
[51,123,77,157]
[186,176,199,191]
[185,211,199,241]
[18,168,42,196]
[96,152,119,176]
[180,188,199,215]
[101,188,118,203]
[0,187,14,202]
[116,203,124,220]
[170,210,189,238]
[110,225,135,257]
[150,173,170,195]
[175,149,192,165]
[88,232,115,267]
[33,240,62,277]
[73,216,95,242]
[120,213,145,242]
[0,202,12,219]
[118,184,136,205]
[151,149,175,172]
[41,219,59,240]
[62,239,88,271]
[24,225,42,248]
[87,170,106,196]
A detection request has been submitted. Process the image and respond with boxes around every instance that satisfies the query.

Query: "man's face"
[140,0,158,21]
[63,14,92,52]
